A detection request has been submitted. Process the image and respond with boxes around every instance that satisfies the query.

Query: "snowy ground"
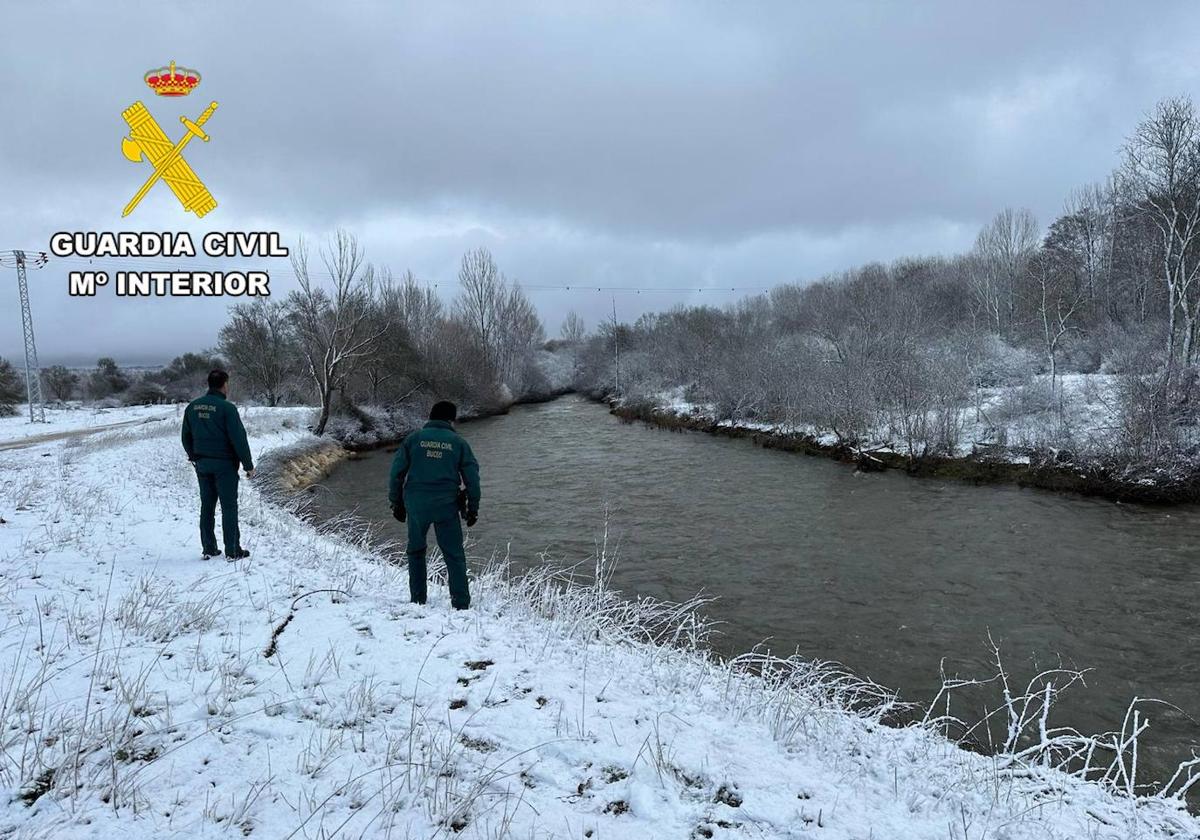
[0,403,178,446]
[0,410,1196,838]
[967,373,1123,455]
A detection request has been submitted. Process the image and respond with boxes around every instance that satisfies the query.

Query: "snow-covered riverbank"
[614,375,1200,503]
[0,410,1196,838]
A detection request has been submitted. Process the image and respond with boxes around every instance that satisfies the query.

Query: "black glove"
[465,510,478,528]
[392,503,406,523]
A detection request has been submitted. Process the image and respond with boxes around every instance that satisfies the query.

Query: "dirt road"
[0,414,172,452]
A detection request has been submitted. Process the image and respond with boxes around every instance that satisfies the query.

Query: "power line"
[40,254,773,295]
[0,250,48,269]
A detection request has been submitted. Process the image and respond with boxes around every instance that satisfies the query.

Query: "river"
[313,394,1200,789]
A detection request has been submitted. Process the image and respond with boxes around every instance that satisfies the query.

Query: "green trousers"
[195,458,240,556]
[405,500,470,609]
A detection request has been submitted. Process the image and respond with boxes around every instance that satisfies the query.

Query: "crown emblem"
[143,60,201,97]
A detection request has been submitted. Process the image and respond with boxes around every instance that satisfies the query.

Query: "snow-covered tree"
[286,231,390,435]
[1122,95,1200,376]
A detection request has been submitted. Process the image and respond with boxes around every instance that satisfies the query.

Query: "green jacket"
[181,389,254,471]
[389,420,481,512]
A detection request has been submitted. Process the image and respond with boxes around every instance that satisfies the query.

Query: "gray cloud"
[1,1,1198,362]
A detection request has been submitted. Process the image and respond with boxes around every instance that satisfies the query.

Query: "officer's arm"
[227,404,255,472]
[460,441,481,514]
[388,438,410,505]
[181,409,195,461]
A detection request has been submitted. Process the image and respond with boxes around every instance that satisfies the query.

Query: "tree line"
[572,96,1200,470]
[0,354,227,417]
[229,234,547,434]
[0,237,548,435]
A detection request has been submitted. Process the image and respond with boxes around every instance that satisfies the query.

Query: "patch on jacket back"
[193,404,216,420]
[420,440,453,459]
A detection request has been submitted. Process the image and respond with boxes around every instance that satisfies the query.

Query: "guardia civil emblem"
[120,61,219,218]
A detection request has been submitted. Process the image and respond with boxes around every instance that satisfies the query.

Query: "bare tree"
[495,283,544,386]
[428,317,499,405]
[1122,95,1200,376]
[560,311,586,344]
[351,268,424,404]
[219,299,294,406]
[286,231,390,435]
[1061,184,1114,318]
[1109,189,1162,325]
[973,208,1039,336]
[455,248,504,368]
[395,269,445,363]
[1028,250,1086,389]
[452,248,545,390]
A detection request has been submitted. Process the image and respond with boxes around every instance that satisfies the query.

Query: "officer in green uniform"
[388,401,480,609]
[181,369,255,560]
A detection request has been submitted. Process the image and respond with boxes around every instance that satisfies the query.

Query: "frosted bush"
[970,335,1037,387]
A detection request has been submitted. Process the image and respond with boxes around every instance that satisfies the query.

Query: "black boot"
[225,547,251,561]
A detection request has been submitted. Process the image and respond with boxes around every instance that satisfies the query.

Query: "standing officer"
[181,369,255,560]
[388,401,480,609]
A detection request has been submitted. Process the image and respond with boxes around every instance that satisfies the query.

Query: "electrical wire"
[31,254,773,295]
[0,250,50,269]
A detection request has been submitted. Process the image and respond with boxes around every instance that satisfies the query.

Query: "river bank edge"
[270,385,1200,503]
[603,395,1200,505]
[260,387,575,493]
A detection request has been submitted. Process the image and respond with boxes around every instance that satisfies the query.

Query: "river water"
[314,395,1200,788]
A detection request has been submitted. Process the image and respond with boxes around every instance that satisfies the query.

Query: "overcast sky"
[2,1,1199,364]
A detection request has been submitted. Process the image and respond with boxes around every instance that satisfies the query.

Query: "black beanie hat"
[430,401,457,422]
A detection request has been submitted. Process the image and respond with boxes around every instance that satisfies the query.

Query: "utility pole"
[610,296,621,394]
[2,250,48,422]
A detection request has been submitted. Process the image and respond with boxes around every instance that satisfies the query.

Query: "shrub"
[87,357,130,400]
[154,351,227,402]
[121,379,169,406]
[323,399,423,449]
[1099,324,1166,375]
[968,335,1037,387]
[0,357,23,417]
[1057,333,1103,375]
[42,365,80,402]
[992,380,1058,423]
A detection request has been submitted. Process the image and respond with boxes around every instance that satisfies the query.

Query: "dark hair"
[429,400,457,422]
[207,369,229,390]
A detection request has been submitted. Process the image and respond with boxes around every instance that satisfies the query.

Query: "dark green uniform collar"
[424,419,453,430]
[206,389,227,399]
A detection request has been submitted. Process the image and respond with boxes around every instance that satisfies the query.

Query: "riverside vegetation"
[568,97,1200,501]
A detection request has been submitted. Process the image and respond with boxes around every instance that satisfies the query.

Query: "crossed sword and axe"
[120,100,219,217]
